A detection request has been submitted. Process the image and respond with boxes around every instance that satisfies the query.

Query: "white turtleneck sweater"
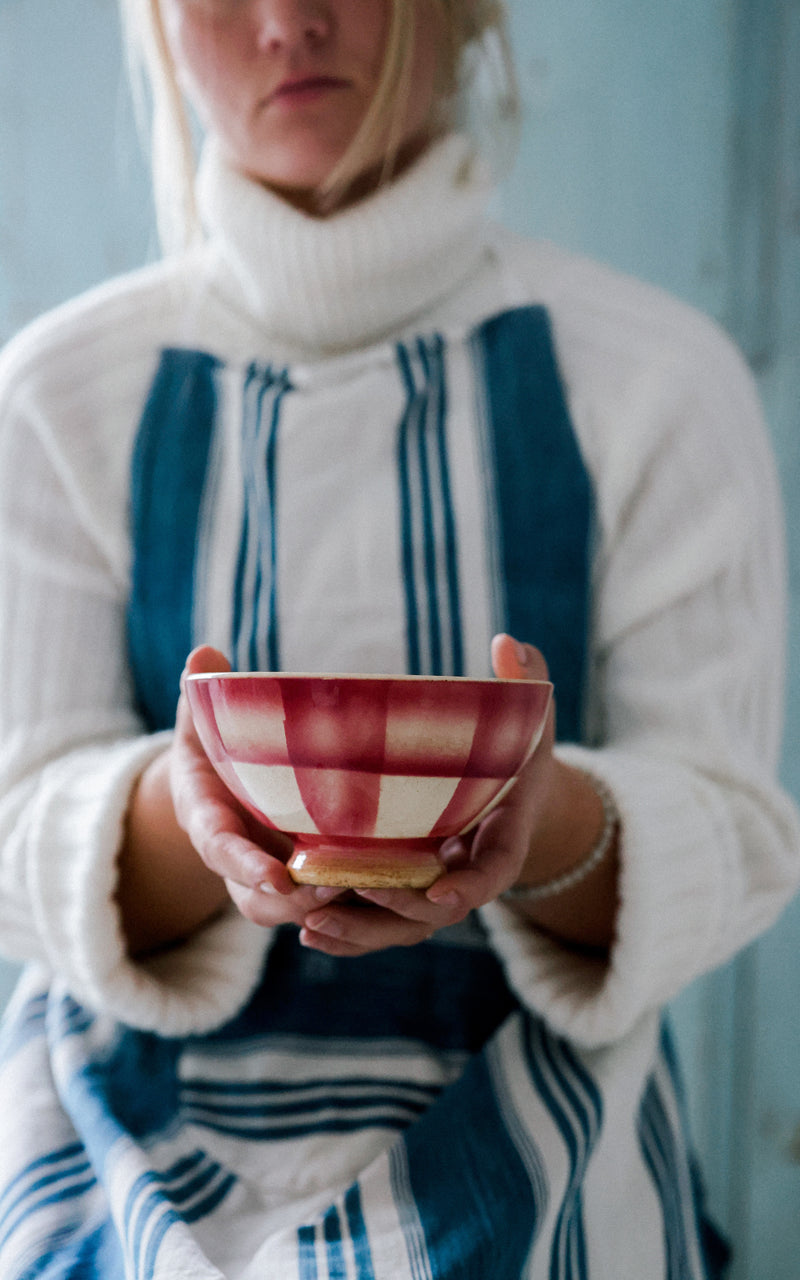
[0,133,797,1049]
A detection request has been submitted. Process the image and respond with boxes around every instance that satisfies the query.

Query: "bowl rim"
[186,671,553,690]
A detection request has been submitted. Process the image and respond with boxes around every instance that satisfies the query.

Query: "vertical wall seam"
[725,0,784,368]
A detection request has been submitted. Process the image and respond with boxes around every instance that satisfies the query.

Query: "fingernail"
[439,837,466,865]
[306,913,342,938]
[260,879,293,897]
[427,889,461,908]
[515,641,530,667]
[313,886,341,903]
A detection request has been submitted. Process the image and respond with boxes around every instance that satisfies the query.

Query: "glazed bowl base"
[287,843,443,889]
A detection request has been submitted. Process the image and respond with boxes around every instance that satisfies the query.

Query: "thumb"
[184,645,232,678]
[490,633,549,682]
[176,646,232,738]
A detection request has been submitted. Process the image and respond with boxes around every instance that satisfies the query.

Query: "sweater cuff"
[26,733,273,1035]
[478,744,735,1048]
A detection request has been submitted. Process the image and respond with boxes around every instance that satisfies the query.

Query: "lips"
[268,75,349,105]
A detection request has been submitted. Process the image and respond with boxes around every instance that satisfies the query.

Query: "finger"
[184,644,232,678]
[209,826,292,890]
[438,834,474,871]
[227,878,345,929]
[491,633,549,682]
[172,647,297,887]
[191,805,295,890]
[301,901,441,954]
[171,747,295,888]
[175,648,231,752]
[354,885,468,926]
[176,646,230,739]
[176,644,231,735]
[298,930,376,958]
[427,802,531,909]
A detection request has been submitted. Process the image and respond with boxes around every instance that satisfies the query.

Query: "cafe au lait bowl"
[186,671,553,890]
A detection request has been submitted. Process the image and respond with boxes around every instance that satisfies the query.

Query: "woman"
[0,1,796,1276]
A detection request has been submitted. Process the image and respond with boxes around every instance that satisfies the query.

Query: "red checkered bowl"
[186,672,553,890]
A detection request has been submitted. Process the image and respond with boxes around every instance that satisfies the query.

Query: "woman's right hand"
[117,645,344,957]
[174,645,347,923]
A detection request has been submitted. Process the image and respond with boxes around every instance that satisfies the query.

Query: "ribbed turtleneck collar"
[196,134,494,355]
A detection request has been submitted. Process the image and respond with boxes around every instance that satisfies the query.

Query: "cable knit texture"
[0,134,798,1044]
[195,134,493,352]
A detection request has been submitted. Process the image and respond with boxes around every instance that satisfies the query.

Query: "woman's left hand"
[300,634,616,957]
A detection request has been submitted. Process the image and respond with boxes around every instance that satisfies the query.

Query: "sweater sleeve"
[0,336,271,1036]
[479,300,800,1048]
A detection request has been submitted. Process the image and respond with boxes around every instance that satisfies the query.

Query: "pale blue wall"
[0,1,798,1273]
[497,8,800,1275]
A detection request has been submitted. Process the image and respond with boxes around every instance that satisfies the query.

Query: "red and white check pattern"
[187,674,552,845]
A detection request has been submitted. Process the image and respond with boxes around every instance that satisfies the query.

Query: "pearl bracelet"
[501,771,619,902]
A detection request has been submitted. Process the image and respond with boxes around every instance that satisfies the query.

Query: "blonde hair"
[120,0,518,254]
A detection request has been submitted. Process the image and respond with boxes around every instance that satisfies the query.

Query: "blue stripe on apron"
[232,363,291,673]
[524,1018,602,1280]
[638,1076,687,1280]
[398,1043,545,1279]
[420,334,464,677]
[472,306,593,743]
[297,1223,319,1279]
[127,347,219,732]
[396,336,464,677]
[322,1204,347,1280]
[343,1184,376,1280]
[23,1219,125,1280]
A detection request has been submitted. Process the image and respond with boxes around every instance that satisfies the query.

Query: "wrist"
[504,768,619,901]
[499,763,620,952]
[117,749,229,957]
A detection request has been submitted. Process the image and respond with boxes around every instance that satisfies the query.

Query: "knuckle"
[231,888,280,927]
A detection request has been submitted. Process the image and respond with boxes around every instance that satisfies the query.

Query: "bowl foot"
[287,844,442,890]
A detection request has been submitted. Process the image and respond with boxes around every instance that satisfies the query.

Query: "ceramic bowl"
[186,672,552,889]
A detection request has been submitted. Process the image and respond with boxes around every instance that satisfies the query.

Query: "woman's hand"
[300,635,619,957]
[119,638,617,959]
[117,646,345,957]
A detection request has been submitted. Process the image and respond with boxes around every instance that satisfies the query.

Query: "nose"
[253,0,333,52]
